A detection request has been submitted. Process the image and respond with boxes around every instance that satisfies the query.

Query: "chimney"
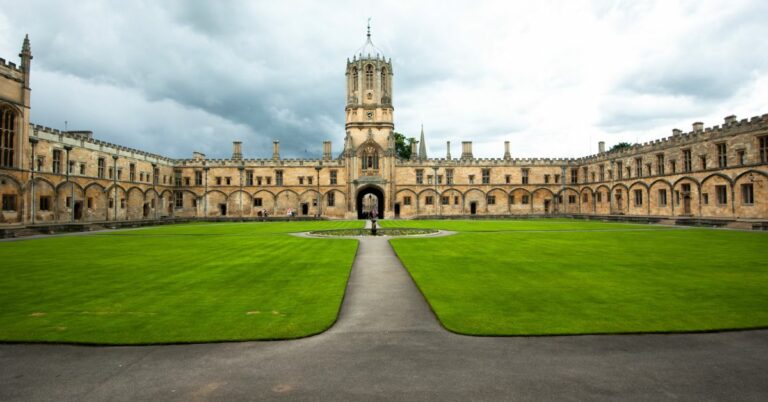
[672,128,682,136]
[503,141,511,160]
[446,141,451,160]
[692,122,704,132]
[410,140,418,161]
[724,115,737,125]
[323,141,332,160]
[598,141,605,153]
[232,141,242,160]
[461,141,473,160]
[192,151,206,161]
[272,140,280,160]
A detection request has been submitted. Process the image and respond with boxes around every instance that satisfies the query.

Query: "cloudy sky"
[0,0,766,159]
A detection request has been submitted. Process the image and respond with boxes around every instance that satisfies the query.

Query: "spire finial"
[367,18,371,39]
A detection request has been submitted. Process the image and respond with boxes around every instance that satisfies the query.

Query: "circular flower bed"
[309,228,438,237]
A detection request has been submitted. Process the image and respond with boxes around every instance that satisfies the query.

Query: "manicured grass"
[390,221,768,335]
[380,218,665,232]
[0,221,362,344]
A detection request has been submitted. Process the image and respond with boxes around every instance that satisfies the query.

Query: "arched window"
[362,146,379,171]
[381,67,388,95]
[352,67,358,91]
[365,64,374,90]
[0,107,16,168]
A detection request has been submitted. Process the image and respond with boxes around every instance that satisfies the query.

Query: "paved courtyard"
[1,235,767,401]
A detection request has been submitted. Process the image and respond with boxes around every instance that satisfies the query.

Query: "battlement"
[30,123,176,165]
[576,113,768,164]
[175,157,345,168]
[397,156,575,167]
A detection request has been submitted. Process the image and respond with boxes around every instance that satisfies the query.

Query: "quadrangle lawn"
[387,219,768,335]
[0,220,361,344]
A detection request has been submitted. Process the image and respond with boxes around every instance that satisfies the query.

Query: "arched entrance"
[356,186,384,219]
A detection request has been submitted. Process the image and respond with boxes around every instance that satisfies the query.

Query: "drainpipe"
[29,137,38,225]
[238,166,244,218]
[64,145,73,223]
[204,166,209,218]
[315,165,322,217]
[112,155,118,222]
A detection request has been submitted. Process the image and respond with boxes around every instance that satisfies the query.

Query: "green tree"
[394,132,415,160]
[609,142,634,152]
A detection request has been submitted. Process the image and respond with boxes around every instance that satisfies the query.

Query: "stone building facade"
[1,34,766,226]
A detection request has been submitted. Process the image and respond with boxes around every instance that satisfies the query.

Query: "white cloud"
[0,0,766,159]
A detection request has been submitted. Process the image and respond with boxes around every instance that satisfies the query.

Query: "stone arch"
[531,187,555,214]
[439,188,463,215]
[0,173,23,223]
[463,188,486,215]
[82,182,107,221]
[252,190,276,216]
[322,189,346,218]
[416,188,440,216]
[610,183,630,214]
[594,184,611,214]
[700,173,733,218]
[55,181,85,221]
[205,190,229,217]
[486,187,508,214]
[509,187,532,215]
[672,177,700,217]
[648,179,673,217]
[29,177,57,222]
[356,185,384,219]
[579,186,595,214]
[701,172,734,186]
[627,182,650,215]
[395,188,418,217]
[557,186,580,213]
[275,189,300,217]
[733,170,767,218]
[227,189,253,217]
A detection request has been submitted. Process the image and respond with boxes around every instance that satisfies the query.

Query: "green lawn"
[388,220,768,335]
[0,220,362,344]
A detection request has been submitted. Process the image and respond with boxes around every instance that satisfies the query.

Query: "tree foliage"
[394,132,415,160]
[608,142,634,152]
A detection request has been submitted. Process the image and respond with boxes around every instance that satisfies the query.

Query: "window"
[658,189,667,206]
[583,167,589,183]
[327,192,335,207]
[352,66,358,91]
[254,198,262,207]
[582,193,589,203]
[626,166,631,178]
[700,155,707,170]
[192,198,198,208]
[0,107,16,168]
[487,195,496,205]
[635,158,642,178]
[544,174,550,184]
[381,67,388,96]
[683,149,692,172]
[36,156,44,172]
[717,143,727,168]
[425,196,434,205]
[109,198,114,209]
[505,175,511,184]
[468,175,475,184]
[521,169,529,185]
[646,163,652,177]
[174,171,182,186]
[154,167,159,185]
[670,160,676,174]
[257,176,263,186]
[522,195,530,204]
[617,161,623,179]
[275,170,283,186]
[702,193,709,205]
[117,168,123,180]
[120,198,126,209]
[109,167,114,179]
[716,185,728,205]
[415,169,424,184]
[195,171,203,186]
[365,64,374,90]
[591,172,595,182]
[599,165,605,181]
[223,177,230,185]
[760,136,768,163]
[330,170,338,185]
[441,196,449,205]
[554,174,560,184]
[570,168,578,184]
[509,195,515,205]
[266,177,271,185]
[79,163,86,175]
[87,197,93,209]
[403,196,411,206]
[98,158,105,178]
[597,192,602,203]
[52,150,62,174]
[243,170,252,186]
[652,154,663,176]
[68,160,75,174]
[427,175,433,185]
[446,169,454,185]
[184,177,190,186]
[634,189,643,206]
[299,177,304,185]
[174,192,183,208]
[140,172,144,182]
[2,194,16,211]
[39,196,51,211]
[216,177,222,186]
[129,163,136,181]
[737,150,745,166]
[454,196,459,204]
[742,184,754,204]
[482,169,491,184]
[437,175,442,185]
[568,195,576,204]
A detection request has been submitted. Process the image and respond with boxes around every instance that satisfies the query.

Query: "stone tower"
[343,22,396,218]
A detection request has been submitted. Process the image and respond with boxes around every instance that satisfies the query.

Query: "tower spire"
[418,124,427,160]
[367,17,371,40]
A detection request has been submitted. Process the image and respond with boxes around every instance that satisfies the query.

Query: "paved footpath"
[1,235,767,401]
